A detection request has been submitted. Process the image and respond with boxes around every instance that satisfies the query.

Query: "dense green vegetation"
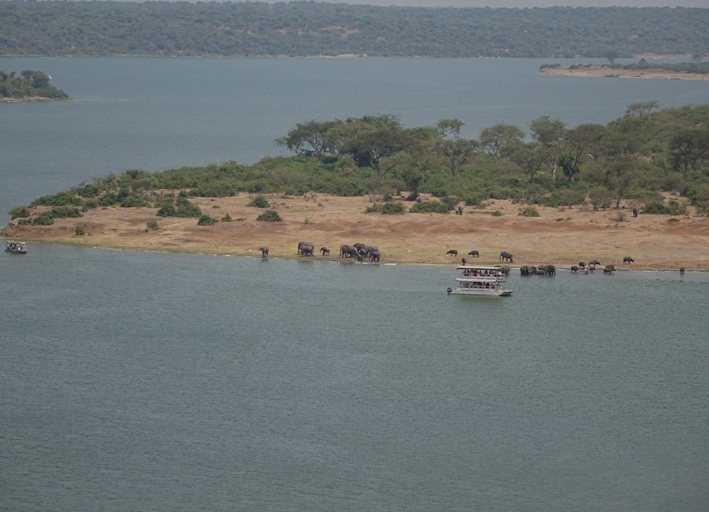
[10,104,709,225]
[0,69,68,100]
[1,2,708,58]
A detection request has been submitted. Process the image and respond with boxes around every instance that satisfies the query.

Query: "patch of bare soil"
[5,193,709,270]
[539,65,709,81]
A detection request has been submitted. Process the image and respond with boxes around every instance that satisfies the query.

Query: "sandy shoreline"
[539,65,709,81]
[4,193,708,271]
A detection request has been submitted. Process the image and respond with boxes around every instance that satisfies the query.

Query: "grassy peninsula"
[5,105,709,269]
[0,70,69,101]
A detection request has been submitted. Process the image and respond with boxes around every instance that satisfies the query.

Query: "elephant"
[680,267,685,274]
[339,245,350,258]
[447,249,458,256]
[520,265,530,276]
[456,205,464,216]
[623,256,634,264]
[499,251,514,263]
[528,266,537,274]
[534,269,546,275]
[570,265,579,272]
[496,266,510,275]
[468,250,480,258]
[298,241,314,255]
[320,247,330,256]
[345,247,359,259]
[370,251,380,262]
[301,246,314,257]
[632,207,639,218]
[365,246,379,258]
[259,247,269,258]
[544,265,556,275]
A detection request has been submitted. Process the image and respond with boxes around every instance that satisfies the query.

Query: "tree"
[669,129,709,179]
[32,71,50,88]
[625,101,658,118]
[589,154,638,209]
[276,120,339,160]
[560,123,606,181]
[604,49,619,64]
[436,119,464,138]
[435,118,477,177]
[503,142,547,183]
[479,123,525,157]
[692,52,705,64]
[529,116,566,181]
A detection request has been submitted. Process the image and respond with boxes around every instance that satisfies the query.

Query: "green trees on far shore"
[0,69,68,100]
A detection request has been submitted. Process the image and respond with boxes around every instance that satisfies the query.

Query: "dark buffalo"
[680,267,685,274]
[259,247,269,258]
[447,249,458,257]
[468,250,480,258]
[623,256,634,264]
[570,266,579,272]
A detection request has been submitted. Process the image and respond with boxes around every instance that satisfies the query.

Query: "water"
[1,57,707,219]
[1,57,709,510]
[1,245,708,511]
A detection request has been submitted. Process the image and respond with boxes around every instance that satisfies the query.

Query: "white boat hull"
[449,288,512,297]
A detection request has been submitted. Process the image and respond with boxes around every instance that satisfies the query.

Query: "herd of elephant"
[256,241,381,262]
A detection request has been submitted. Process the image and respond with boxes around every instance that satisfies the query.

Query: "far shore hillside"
[4,193,708,271]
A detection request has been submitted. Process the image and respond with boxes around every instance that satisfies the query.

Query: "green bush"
[492,210,503,216]
[8,206,30,220]
[197,214,217,226]
[30,191,81,207]
[221,213,232,222]
[364,204,382,213]
[175,197,202,217]
[381,202,406,214]
[409,200,450,213]
[643,201,670,214]
[17,218,33,225]
[256,210,282,222]
[33,212,55,225]
[51,206,83,218]
[120,195,150,208]
[521,206,540,217]
[156,203,176,217]
[247,195,271,208]
[146,220,160,230]
[75,225,85,235]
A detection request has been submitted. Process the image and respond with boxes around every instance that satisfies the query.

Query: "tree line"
[1,2,708,58]
[11,104,709,220]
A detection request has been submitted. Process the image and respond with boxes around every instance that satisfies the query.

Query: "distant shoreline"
[539,65,709,81]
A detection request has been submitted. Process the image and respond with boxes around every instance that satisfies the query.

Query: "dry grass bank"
[5,193,709,270]
[539,65,709,81]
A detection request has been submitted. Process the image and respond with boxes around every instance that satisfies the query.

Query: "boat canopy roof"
[456,266,504,271]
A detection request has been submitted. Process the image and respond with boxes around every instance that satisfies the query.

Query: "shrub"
[381,202,406,215]
[256,210,282,222]
[221,213,232,222]
[75,225,85,235]
[51,206,83,218]
[146,220,160,230]
[33,212,55,225]
[247,195,271,208]
[197,215,217,226]
[492,210,503,216]
[30,191,81,207]
[17,218,32,225]
[84,200,98,209]
[175,197,202,217]
[156,203,177,217]
[588,188,615,209]
[120,195,150,208]
[409,201,450,213]
[365,204,382,213]
[643,201,670,214]
[8,206,30,220]
[98,192,119,207]
[521,206,540,217]
[610,211,626,222]
[668,218,680,222]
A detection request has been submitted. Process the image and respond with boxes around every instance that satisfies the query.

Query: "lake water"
[1,58,709,511]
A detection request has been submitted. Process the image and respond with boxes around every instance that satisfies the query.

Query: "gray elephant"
[499,251,514,263]
[321,247,330,256]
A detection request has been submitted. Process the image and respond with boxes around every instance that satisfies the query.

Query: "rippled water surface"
[2,245,708,511]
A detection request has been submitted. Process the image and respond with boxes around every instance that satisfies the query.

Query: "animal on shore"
[603,265,615,274]
[456,205,464,215]
[570,265,579,272]
[447,249,458,256]
[499,251,514,263]
[578,262,586,268]
[320,247,329,256]
[298,241,314,256]
[370,250,380,262]
[588,259,600,270]
[632,207,639,218]
[461,258,467,266]
[623,256,634,264]
[259,247,269,258]
[520,265,529,275]
[468,250,479,258]
[680,267,685,274]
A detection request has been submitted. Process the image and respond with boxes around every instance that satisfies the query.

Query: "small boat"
[5,242,27,254]
[447,265,512,297]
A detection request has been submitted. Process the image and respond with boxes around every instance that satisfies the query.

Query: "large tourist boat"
[447,265,512,297]
[5,242,27,254]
